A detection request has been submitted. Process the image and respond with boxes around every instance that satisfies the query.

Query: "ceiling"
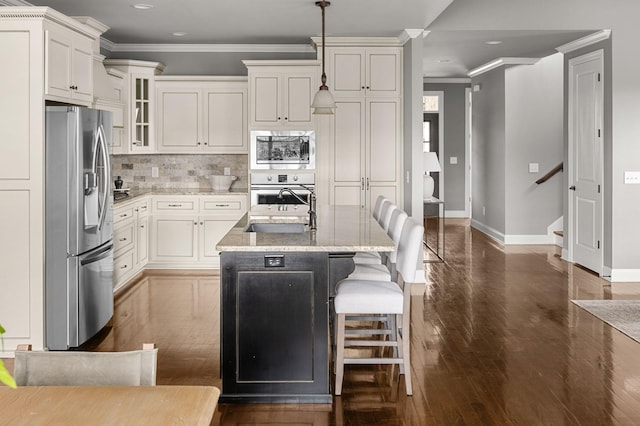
[19,0,597,77]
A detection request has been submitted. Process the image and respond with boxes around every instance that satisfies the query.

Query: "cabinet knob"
[204,142,208,145]
[366,86,370,89]
[361,86,365,89]
[194,221,198,225]
[200,221,204,225]
[284,117,288,120]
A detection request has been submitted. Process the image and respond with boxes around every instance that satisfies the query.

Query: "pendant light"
[311,0,336,115]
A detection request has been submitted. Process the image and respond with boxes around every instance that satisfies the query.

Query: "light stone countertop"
[216,205,394,252]
[113,188,248,205]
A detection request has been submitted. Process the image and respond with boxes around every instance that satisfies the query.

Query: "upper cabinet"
[244,61,319,129]
[103,59,165,154]
[44,21,95,106]
[312,38,401,98]
[155,77,248,154]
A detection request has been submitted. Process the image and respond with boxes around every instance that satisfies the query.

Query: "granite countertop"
[216,205,394,252]
[113,188,248,205]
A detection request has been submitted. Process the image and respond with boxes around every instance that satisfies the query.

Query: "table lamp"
[423,152,441,199]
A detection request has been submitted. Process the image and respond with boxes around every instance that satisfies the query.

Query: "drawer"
[114,206,134,224]
[201,199,243,212]
[136,199,150,217]
[114,221,135,254]
[154,199,196,212]
[114,249,135,285]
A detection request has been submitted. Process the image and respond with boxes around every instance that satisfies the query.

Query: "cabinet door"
[284,73,314,126]
[156,87,201,152]
[70,35,93,104]
[366,98,401,205]
[199,217,237,263]
[329,99,366,207]
[151,216,198,262]
[45,27,73,101]
[131,74,155,152]
[251,74,280,125]
[203,88,247,153]
[136,215,149,268]
[328,49,365,97]
[366,49,401,97]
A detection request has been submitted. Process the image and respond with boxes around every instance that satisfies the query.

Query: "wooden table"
[0,385,220,425]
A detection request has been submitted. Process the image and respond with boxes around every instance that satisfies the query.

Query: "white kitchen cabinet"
[319,44,401,98]
[244,61,319,129]
[103,59,165,154]
[328,98,401,209]
[0,7,104,353]
[149,194,247,268]
[314,38,403,211]
[113,197,149,291]
[44,21,93,106]
[155,77,248,153]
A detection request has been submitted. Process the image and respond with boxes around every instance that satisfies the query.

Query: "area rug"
[572,300,640,344]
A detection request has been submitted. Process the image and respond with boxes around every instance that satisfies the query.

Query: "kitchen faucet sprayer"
[277,186,317,230]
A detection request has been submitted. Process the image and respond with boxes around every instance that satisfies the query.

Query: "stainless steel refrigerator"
[45,106,114,350]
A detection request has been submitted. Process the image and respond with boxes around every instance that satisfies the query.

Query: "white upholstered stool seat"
[344,263,392,282]
[334,280,402,313]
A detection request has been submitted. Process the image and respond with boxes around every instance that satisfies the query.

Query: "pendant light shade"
[312,1,336,115]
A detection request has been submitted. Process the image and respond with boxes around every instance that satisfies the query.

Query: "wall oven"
[250,172,315,213]
[250,130,315,170]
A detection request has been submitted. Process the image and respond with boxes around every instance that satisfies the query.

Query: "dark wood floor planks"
[68,220,640,424]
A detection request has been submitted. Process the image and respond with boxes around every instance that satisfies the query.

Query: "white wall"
[505,53,563,238]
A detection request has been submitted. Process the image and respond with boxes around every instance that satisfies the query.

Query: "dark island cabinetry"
[220,251,330,403]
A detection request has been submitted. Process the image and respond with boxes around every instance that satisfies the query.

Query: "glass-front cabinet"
[133,76,151,149]
[103,59,165,154]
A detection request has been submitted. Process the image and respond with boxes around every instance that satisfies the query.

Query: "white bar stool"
[333,218,424,396]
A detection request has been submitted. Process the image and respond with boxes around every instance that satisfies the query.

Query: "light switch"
[624,171,640,184]
[529,163,539,173]
[450,157,458,165]
[224,167,231,176]
[151,166,159,178]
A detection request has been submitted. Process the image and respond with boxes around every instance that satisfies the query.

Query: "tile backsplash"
[111,154,248,191]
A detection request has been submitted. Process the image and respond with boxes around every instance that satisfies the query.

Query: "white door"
[568,50,603,274]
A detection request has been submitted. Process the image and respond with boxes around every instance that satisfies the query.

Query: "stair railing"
[536,163,563,185]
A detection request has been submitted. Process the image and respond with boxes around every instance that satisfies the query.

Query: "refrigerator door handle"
[96,124,110,231]
[80,243,114,266]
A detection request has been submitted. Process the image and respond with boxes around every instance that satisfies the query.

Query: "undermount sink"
[244,223,307,233]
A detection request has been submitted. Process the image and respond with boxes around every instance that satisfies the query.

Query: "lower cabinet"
[220,251,330,403]
[113,198,149,291]
[149,194,247,269]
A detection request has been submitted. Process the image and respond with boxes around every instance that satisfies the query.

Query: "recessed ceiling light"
[435,59,451,63]
[485,40,502,45]
[172,32,187,37]
[132,4,154,10]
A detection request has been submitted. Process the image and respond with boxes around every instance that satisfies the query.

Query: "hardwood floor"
[61,221,640,423]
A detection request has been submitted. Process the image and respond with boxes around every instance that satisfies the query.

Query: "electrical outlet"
[482,206,486,216]
[224,167,231,176]
[152,166,159,178]
[529,163,539,173]
[624,171,640,184]
[406,171,410,184]
[450,156,458,165]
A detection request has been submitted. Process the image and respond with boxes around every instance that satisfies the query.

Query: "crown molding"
[399,29,426,44]
[424,77,471,84]
[102,42,314,54]
[556,29,611,54]
[468,57,540,77]
[311,36,403,49]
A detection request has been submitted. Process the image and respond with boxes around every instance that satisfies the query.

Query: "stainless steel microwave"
[250,130,315,170]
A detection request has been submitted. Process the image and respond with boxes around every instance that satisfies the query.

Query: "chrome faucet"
[277,185,317,230]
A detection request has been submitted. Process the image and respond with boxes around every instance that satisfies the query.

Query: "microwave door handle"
[96,125,110,230]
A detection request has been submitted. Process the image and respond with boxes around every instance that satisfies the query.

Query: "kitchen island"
[216,205,394,403]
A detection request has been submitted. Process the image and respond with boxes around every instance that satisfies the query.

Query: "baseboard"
[605,268,640,283]
[470,219,505,244]
[445,210,468,218]
[471,220,557,245]
[504,234,555,245]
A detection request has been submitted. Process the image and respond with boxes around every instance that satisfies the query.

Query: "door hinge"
[598,73,601,82]
[598,129,601,138]
[597,240,600,249]
[598,184,601,193]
